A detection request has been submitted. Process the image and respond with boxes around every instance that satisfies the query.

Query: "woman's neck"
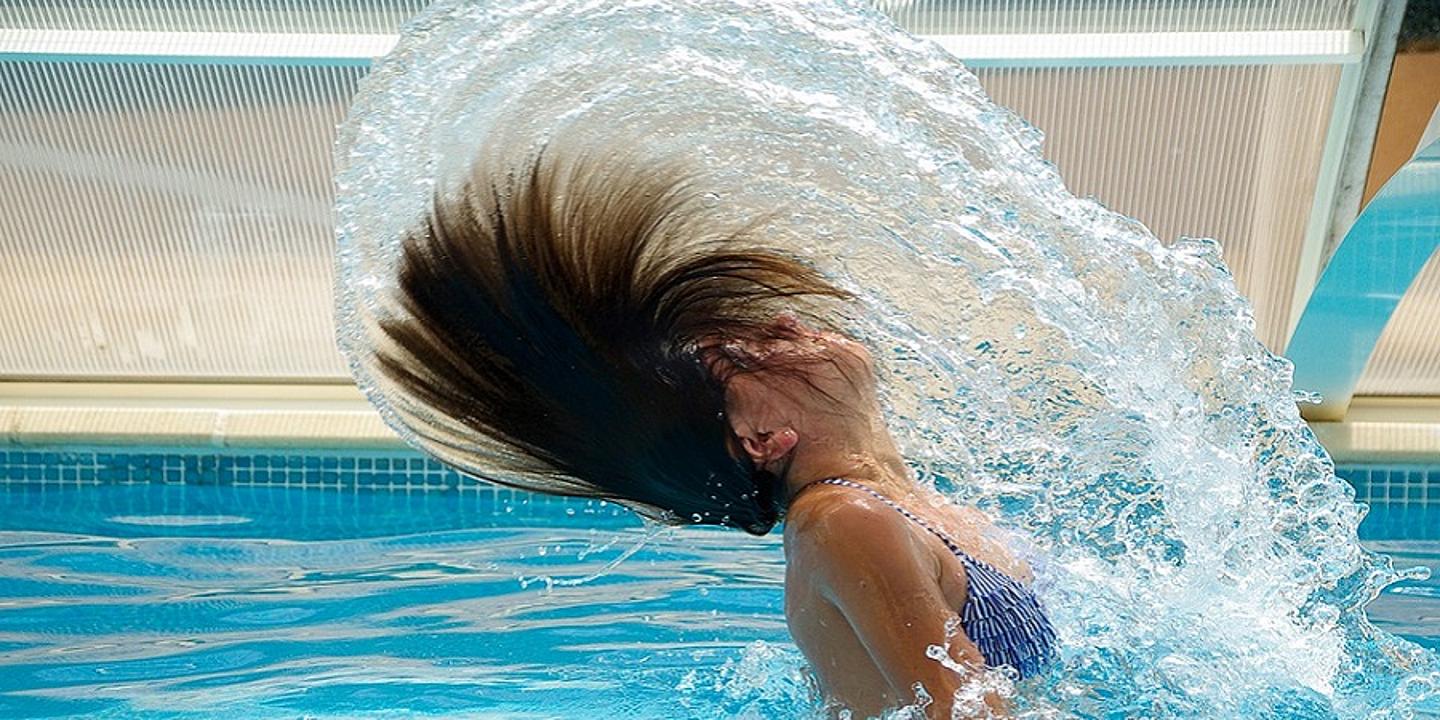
[781,429,912,501]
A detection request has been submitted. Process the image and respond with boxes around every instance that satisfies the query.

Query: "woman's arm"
[799,496,1007,719]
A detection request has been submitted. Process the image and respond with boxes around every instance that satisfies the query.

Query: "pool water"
[0,482,807,719]
[1348,503,1440,654]
[0,476,1435,718]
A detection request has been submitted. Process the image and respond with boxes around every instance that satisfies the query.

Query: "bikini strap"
[807,478,976,563]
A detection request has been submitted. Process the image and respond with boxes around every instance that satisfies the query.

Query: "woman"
[372,144,1056,718]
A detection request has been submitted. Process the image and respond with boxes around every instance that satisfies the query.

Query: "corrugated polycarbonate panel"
[1358,250,1440,397]
[6,0,1360,35]
[0,0,1370,381]
[976,64,1340,348]
[877,0,1357,34]
[0,61,355,379]
[3,0,428,34]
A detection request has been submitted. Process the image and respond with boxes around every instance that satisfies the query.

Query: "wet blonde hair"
[375,143,850,534]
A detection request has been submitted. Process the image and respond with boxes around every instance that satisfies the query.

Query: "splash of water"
[333,0,1440,716]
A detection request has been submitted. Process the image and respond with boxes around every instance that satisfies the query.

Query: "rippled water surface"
[1,482,1436,719]
[0,483,802,718]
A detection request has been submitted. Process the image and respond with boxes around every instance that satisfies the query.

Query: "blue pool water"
[0,452,1436,718]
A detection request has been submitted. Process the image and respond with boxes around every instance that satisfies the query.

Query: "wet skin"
[706,318,1032,718]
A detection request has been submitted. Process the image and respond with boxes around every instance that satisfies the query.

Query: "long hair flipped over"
[373,144,850,534]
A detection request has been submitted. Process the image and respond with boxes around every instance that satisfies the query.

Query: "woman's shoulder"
[787,482,892,531]
[783,484,962,615]
[784,485,928,562]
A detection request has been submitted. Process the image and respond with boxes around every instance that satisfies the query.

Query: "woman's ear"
[738,427,798,468]
[722,367,797,467]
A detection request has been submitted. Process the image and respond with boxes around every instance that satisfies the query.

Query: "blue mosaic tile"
[8,452,1416,521]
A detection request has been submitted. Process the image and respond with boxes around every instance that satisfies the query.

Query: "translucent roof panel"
[0,0,1393,384]
[1357,249,1440,397]
[0,62,356,379]
[6,0,1360,34]
[2,0,429,34]
[876,0,1358,34]
[977,64,1340,348]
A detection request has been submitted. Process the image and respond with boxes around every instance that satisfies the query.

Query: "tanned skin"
[706,316,1032,719]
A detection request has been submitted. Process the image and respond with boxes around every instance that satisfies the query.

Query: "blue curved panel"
[1287,133,1440,420]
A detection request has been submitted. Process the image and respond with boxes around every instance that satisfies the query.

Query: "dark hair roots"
[372,142,850,535]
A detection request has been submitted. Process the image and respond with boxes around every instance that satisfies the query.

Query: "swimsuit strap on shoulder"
[812,477,976,564]
[810,478,1058,679]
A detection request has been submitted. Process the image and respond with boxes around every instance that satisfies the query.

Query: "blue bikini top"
[811,478,1057,679]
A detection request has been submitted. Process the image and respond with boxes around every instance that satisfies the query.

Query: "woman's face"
[704,316,880,471]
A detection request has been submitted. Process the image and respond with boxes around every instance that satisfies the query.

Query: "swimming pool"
[0,449,1435,718]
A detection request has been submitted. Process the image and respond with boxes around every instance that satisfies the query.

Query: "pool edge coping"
[3,382,1438,459]
[1,382,403,449]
